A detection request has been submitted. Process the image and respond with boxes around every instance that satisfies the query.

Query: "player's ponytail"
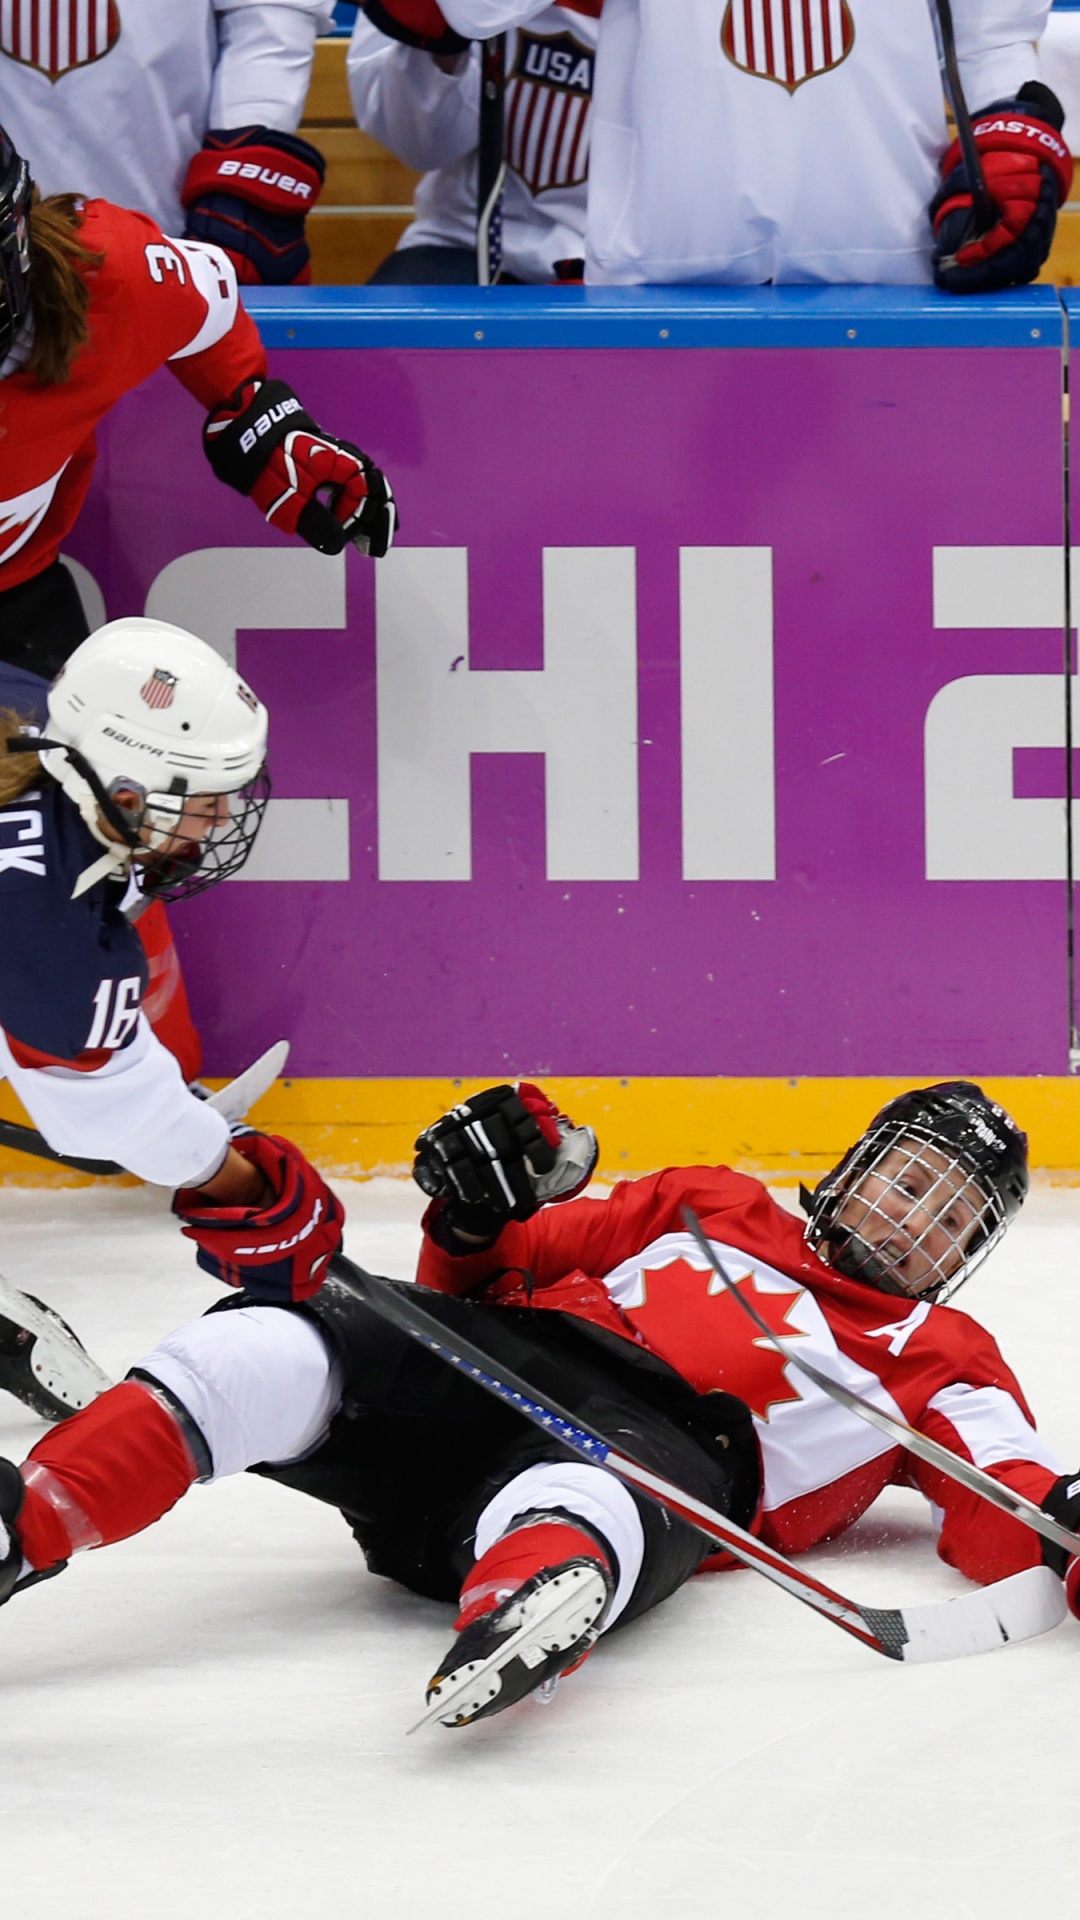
[0,711,43,806]
[25,191,104,386]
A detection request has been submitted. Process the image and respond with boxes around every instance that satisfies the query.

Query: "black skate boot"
[418,1515,615,1731]
[0,1458,66,1605]
[0,1291,112,1422]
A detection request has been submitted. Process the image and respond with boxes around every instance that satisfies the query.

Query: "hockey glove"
[362,0,470,54]
[173,1131,345,1303]
[414,1082,599,1239]
[1040,1472,1080,1617]
[181,126,325,285]
[931,83,1073,294]
[204,377,398,557]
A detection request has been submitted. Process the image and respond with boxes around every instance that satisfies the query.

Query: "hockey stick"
[0,1039,290,1177]
[929,0,997,243]
[679,1207,1080,1564]
[477,33,507,286]
[329,1256,1066,1664]
[0,1119,119,1177]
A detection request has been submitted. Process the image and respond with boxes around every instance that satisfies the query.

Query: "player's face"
[833,1138,987,1296]
[147,791,231,855]
[99,789,231,856]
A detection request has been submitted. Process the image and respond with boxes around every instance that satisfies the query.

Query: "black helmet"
[0,126,31,361]
[803,1082,1028,1304]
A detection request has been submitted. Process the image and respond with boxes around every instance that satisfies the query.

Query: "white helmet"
[38,616,270,900]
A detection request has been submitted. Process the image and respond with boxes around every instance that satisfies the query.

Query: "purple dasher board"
[65,286,1069,1078]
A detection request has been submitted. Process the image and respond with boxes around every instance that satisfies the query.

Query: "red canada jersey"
[0,200,267,590]
[417,1166,1063,1586]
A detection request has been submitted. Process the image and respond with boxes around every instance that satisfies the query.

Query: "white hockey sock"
[473,1462,645,1626]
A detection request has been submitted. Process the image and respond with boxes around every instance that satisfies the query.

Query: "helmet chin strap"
[8,734,148,898]
[7,735,143,849]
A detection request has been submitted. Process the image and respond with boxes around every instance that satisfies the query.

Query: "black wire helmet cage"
[7,736,271,902]
[804,1119,1007,1304]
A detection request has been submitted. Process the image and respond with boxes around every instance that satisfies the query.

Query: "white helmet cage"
[39,617,270,901]
[802,1082,1029,1304]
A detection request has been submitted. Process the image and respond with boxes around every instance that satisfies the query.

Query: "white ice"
[1,1177,1079,1919]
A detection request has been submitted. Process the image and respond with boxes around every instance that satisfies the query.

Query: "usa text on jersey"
[506,30,594,198]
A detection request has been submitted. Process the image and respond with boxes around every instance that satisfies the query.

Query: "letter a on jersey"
[1,0,121,85]
[721,0,855,94]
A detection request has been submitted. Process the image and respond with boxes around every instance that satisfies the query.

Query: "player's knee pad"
[133,1307,341,1480]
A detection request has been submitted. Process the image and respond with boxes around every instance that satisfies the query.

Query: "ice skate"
[0,1458,66,1606]
[415,1517,615,1731]
[0,1286,112,1422]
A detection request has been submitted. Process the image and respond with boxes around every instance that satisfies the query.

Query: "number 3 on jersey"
[85,976,142,1051]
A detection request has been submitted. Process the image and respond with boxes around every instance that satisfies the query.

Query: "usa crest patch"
[721,0,855,94]
[139,669,177,711]
[0,0,122,86]
[506,30,593,198]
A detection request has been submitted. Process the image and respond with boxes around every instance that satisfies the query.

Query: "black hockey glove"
[1040,1473,1080,1618]
[414,1082,598,1239]
[204,377,397,557]
[931,83,1073,294]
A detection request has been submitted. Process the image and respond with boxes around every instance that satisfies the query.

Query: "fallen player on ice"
[1,1079,1078,1724]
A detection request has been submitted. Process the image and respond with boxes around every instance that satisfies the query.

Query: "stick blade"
[895,1566,1066,1664]
[206,1040,290,1123]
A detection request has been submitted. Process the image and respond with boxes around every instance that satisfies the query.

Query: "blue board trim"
[242,283,1065,351]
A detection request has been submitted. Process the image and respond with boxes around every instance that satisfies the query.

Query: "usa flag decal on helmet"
[721,0,855,94]
[0,0,122,85]
[140,669,177,711]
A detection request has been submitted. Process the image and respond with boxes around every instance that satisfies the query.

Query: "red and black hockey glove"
[414,1081,599,1242]
[173,1131,345,1303]
[362,0,471,54]
[931,83,1073,295]
[204,377,398,557]
[1040,1472,1080,1618]
[181,126,325,285]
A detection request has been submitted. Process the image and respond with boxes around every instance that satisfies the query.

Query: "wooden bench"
[302,37,420,284]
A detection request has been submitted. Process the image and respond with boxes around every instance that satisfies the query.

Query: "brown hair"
[25,190,104,385]
[0,710,44,806]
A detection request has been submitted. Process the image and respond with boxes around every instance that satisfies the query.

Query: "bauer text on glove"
[204,377,398,557]
[181,127,326,285]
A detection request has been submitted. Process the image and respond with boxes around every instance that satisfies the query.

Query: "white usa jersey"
[0,0,333,234]
[348,6,598,282]
[439,0,1051,284]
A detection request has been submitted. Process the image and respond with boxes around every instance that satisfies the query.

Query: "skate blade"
[0,1279,112,1411]
[408,1565,608,1734]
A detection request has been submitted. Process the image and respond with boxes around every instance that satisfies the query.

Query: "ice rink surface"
[2,1176,1079,1919]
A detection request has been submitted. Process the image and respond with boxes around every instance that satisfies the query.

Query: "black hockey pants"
[228,1272,761,1628]
[0,560,90,678]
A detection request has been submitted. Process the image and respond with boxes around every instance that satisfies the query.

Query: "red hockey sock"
[17,1382,200,1570]
[456,1518,612,1631]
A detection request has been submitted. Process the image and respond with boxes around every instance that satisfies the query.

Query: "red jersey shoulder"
[916,1299,1036,1416]
[76,201,214,360]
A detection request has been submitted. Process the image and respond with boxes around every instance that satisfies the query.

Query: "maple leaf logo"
[632,1257,808,1422]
